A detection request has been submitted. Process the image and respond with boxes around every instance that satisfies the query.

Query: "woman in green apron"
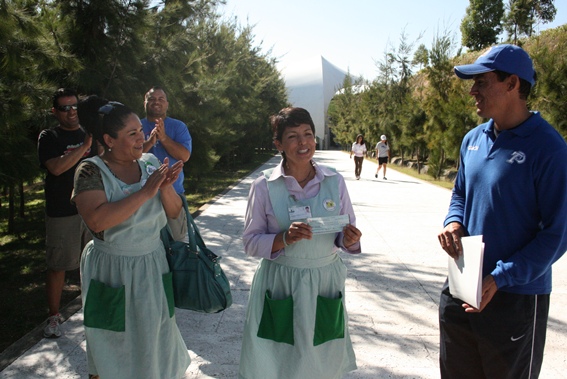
[240,107,362,378]
[72,99,190,379]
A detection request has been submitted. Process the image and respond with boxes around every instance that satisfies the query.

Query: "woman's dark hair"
[78,95,134,149]
[270,107,315,142]
[355,134,365,144]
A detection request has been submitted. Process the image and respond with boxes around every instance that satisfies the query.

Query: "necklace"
[297,167,313,184]
[103,158,141,184]
[285,160,314,184]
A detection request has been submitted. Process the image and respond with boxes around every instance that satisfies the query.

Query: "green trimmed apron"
[239,169,357,379]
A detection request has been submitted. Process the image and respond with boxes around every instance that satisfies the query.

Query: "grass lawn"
[0,182,79,354]
[388,164,454,190]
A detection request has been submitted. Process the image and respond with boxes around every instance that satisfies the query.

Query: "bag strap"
[175,195,196,252]
[160,195,196,251]
[179,195,219,262]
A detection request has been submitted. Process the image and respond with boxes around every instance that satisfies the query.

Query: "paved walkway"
[1,150,566,378]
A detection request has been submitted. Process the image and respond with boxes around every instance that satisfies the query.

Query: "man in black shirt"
[37,88,96,338]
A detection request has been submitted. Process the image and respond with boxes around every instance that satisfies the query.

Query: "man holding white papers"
[437,45,567,379]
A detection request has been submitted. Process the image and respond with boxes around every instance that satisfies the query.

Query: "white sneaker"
[43,313,62,338]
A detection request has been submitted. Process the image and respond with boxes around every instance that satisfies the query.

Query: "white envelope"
[307,214,349,235]
[448,235,485,309]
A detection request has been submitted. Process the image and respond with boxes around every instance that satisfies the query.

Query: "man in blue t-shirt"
[142,86,192,194]
[437,45,567,378]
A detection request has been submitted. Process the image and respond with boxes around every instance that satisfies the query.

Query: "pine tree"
[460,0,505,51]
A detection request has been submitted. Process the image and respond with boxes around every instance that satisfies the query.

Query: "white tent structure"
[282,56,347,150]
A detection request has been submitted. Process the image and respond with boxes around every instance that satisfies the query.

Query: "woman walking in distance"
[350,134,367,180]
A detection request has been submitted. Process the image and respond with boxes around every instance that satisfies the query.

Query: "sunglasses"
[98,101,124,115]
[56,104,78,112]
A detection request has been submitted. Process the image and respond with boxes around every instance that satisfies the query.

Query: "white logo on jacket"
[506,151,526,164]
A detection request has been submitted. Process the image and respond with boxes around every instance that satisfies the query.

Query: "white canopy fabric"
[282,56,347,149]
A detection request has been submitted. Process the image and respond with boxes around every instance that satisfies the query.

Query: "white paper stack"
[448,235,485,309]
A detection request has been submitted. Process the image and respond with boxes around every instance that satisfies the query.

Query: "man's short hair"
[52,88,78,109]
[144,86,167,101]
[493,70,534,100]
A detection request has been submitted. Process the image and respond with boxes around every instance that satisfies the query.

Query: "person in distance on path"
[374,134,390,180]
[350,134,367,180]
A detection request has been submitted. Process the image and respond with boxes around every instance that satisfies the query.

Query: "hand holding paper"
[463,275,498,313]
[447,235,484,309]
[307,214,350,234]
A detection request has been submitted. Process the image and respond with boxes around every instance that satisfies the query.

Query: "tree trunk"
[417,146,421,174]
[436,149,445,179]
[8,185,15,234]
[19,180,25,219]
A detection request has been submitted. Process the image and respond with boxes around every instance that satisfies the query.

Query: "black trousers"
[439,282,549,379]
[353,156,364,177]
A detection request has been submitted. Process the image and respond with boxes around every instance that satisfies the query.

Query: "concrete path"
[1,150,566,378]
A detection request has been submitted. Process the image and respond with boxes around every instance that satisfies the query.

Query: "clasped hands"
[143,157,183,196]
[149,118,168,144]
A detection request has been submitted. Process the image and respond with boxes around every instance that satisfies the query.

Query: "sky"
[218,0,567,80]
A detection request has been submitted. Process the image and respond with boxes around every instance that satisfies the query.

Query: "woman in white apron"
[73,99,190,379]
[240,107,362,379]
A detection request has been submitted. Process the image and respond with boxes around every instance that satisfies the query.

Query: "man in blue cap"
[437,44,567,378]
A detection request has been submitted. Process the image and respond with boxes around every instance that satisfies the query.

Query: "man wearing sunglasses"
[37,88,96,339]
[142,86,192,194]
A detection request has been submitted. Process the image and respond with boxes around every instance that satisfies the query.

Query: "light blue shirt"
[141,117,192,194]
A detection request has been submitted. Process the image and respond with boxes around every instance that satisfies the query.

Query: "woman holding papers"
[240,107,362,378]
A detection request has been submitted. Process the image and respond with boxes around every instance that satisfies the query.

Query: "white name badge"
[288,205,312,221]
[307,214,350,234]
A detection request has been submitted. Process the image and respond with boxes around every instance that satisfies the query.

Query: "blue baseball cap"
[454,44,536,87]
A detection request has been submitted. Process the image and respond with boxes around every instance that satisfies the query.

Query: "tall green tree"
[0,0,77,232]
[504,0,556,43]
[460,0,505,51]
[421,33,463,178]
[367,32,417,153]
[183,17,286,171]
[412,44,429,69]
[526,26,567,136]
[55,0,151,102]
[328,74,367,148]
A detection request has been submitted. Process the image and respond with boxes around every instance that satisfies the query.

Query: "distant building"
[282,56,347,150]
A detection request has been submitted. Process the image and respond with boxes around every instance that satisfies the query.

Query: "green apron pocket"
[84,279,126,332]
[162,272,175,318]
[313,292,344,346]
[257,290,294,345]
